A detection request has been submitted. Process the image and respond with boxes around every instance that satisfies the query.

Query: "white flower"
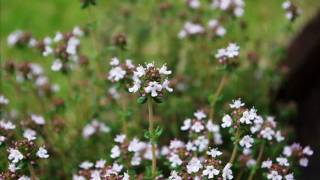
[207,148,222,158]
[90,170,101,180]
[43,46,53,56]
[73,26,84,37]
[128,78,141,93]
[125,59,135,69]
[23,129,36,141]
[80,161,93,169]
[285,173,295,180]
[275,131,285,142]
[246,159,257,167]
[108,66,126,82]
[261,159,272,169]
[111,145,121,159]
[28,38,37,47]
[302,146,313,156]
[194,136,209,152]
[0,95,9,105]
[206,120,220,132]
[36,147,49,158]
[194,110,206,120]
[229,98,244,109]
[203,165,220,179]
[159,65,172,75]
[18,176,30,180]
[191,121,205,133]
[8,148,24,163]
[110,57,120,66]
[276,157,290,167]
[169,170,182,180]
[267,171,282,180]
[169,139,185,149]
[51,59,63,71]
[187,157,202,174]
[134,65,146,77]
[221,114,232,128]
[112,163,123,173]
[162,79,173,92]
[43,37,52,45]
[8,163,20,172]
[299,158,308,167]
[114,134,126,143]
[54,32,63,42]
[128,138,145,152]
[239,108,257,124]
[131,153,141,166]
[0,120,16,130]
[31,114,45,125]
[283,146,292,157]
[222,163,233,180]
[214,132,223,145]
[239,135,254,149]
[144,81,162,97]
[73,175,86,180]
[95,159,106,169]
[260,127,275,141]
[122,172,130,180]
[181,118,192,131]
[186,141,197,152]
[7,30,22,46]
[169,153,182,168]
[188,0,200,9]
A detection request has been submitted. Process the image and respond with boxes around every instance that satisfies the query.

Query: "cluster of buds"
[211,0,245,17]
[282,1,301,22]
[82,119,110,139]
[3,61,59,97]
[261,157,295,180]
[215,43,240,64]
[7,30,36,48]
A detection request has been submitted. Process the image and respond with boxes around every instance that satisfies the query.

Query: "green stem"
[148,99,156,179]
[229,128,240,164]
[248,142,265,180]
[209,74,228,121]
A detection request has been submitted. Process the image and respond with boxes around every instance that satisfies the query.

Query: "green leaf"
[152,96,163,103]
[137,96,147,104]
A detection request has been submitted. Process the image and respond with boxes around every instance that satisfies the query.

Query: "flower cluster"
[82,120,111,139]
[282,1,301,21]
[3,61,59,97]
[211,0,245,17]
[215,43,240,64]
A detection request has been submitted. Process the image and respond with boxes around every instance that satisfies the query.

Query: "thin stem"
[28,164,36,180]
[248,142,266,180]
[148,99,156,179]
[229,128,240,164]
[209,74,228,121]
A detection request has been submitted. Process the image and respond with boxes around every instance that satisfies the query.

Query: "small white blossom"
[302,146,313,156]
[8,148,24,163]
[191,121,205,133]
[111,145,121,159]
[114,134,126,143]
[239,135,254,149]
[80,161,93,169]
[299,158,308,167]
[31,114,45,125]
[169,170,182,180]
[23,129,36,141]
[202,165,220,179]
[181,118,192,131]
[285,173,295,180]
[159,65,172,75]
[110,57,120,66]
[144,81,162,97]
[187,157,202,174]
[169,153,182,168]
[276,157,290,167]
[36,147,49,158]
[194,110,206,120]
[222,163,233,180]
[262,159,273,169]
[0,95,9,105]
[95,159,106,169]
[229,98,244,109]
[267,170,282,180]
[260,127,275,141]
[221,114,232,128]
[108,66,126,82]
[207,148,222,158]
